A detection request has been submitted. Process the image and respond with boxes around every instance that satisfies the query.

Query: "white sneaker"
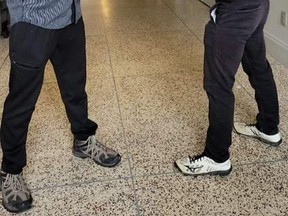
[175,154,232,176]
[234,123,282,146]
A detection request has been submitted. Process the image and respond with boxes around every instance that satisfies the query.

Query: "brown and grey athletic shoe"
[0,171,33,213]
[72,135,121,167]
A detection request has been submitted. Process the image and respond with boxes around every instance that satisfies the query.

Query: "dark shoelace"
[188,153,205,163]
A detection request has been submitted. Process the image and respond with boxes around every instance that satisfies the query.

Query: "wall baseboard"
[264,31,288,67]
[199,0,214,7]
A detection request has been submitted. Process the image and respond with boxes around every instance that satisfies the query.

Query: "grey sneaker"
[72,135,121,167]
[0,171,33,213]
[234,123,282,146]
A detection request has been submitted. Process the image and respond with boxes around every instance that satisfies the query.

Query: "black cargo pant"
[203,0,279,162]
[1,18,97,174]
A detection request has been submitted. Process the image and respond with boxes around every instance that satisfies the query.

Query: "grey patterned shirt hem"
[6,0,82,29]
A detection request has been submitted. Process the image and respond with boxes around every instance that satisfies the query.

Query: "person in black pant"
[175,0,281,176]
[0,1,121,213]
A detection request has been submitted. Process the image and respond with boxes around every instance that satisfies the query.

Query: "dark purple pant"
[1,18,97,174]
[203,0,279,162]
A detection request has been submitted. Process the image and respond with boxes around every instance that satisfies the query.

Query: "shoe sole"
[174,161,232,177]
[233,128,282,146]
[2,197,33,213]
[72,150,121,168]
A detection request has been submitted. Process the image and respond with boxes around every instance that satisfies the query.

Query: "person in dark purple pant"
[175,0,281,176]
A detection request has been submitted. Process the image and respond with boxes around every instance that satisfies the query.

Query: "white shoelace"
[4,173,25,192]
[86,136,107,159]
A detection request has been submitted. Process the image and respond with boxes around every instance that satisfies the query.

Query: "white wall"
[264,0,288,67]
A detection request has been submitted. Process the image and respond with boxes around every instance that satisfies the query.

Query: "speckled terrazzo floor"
[0,0,288,215]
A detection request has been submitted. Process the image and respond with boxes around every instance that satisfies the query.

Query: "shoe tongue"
[76,139,88,146]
